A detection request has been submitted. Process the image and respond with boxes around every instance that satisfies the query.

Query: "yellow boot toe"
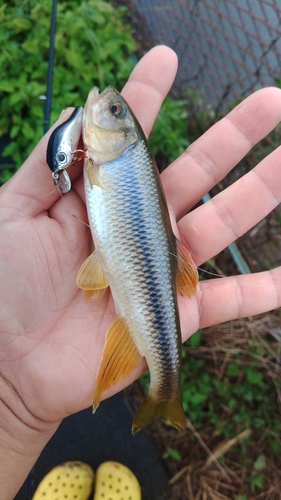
[93,461,141,500]
[32,461,95,500]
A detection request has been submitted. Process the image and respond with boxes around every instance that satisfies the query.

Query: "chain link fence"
[120,0,281,116]
[116,0,281,272]
[117,0,281,162]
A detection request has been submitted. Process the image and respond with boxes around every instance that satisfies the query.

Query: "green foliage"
[0,0,191,181]
[139,329,281,468]
[138,369,150,393]
[253,454,266,471]
[189,330,202,348]
[181,336,281,457]
[148,97,189,166]
[162,447,181,461]
[250,473,263,493]
[0,0,191,185]
[0,0,136,170]
[138,331,280,496]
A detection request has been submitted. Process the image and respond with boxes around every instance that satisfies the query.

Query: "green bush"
[0,0,136,171]
[148,96,190,166]
[0,0,190,181]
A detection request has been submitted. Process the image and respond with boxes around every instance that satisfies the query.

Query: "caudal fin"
[131,394,185,435]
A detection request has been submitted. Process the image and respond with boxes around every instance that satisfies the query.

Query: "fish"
[77,86,198,434]
[46,106,84,193]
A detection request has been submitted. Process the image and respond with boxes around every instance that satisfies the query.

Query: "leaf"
[189,330,201,348]
[10,125,20,139]
[9,92,25,106]
[270,438,281,456]
[22,39,40,54]
[250,474,263,493]
[12,17,32,30]
[253,454,266,471]
[22,121,35,140]
[162,448,181,461]
[246,368,263,385]
[190,393,207,405]
[65,48,84,70]
[3,141,17,157]
[0,80,14,92]
[228,363,240,376]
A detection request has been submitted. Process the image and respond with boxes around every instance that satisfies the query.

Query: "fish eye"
[56,151,67,164]
[110,101,127,118]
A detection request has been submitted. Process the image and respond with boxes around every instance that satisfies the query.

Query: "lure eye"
[56,151,67,164]
[110,101,127,117]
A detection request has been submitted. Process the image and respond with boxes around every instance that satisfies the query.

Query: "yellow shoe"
[93,461,141,500]
[32,461,95,500]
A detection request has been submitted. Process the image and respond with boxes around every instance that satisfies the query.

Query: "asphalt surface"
[14,391,169,500]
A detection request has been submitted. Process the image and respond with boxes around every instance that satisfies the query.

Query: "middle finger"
[179,144,281,265]
[162,87,281,221]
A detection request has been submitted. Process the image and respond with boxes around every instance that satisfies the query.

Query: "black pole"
[43,0,58,133]
[23,5,58,497]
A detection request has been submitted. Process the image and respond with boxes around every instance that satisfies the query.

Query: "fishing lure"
[46,106,84,193]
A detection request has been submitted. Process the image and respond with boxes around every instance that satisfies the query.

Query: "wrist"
[0,374,60,499]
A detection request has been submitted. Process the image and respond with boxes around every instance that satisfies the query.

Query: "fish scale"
[85,140,181,400]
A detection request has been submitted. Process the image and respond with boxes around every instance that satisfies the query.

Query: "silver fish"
[77,86,198,434]
[46,106,83,193]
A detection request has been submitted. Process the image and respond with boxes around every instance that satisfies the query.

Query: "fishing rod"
[43,0,58,134]
[23,2,58,499]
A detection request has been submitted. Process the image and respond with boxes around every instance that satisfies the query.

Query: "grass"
[127,311,281,499]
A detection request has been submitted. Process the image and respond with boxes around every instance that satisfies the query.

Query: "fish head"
[83,86,140,163]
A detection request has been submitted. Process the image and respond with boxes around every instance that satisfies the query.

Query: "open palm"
[0,46,280,427]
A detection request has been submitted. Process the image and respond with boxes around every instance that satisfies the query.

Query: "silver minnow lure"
[76,86,198,434]
[46,106,83,193]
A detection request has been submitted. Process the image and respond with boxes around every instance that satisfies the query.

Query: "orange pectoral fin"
[176,240,198,297]
[76,250,108,299]
[93,316,142,412]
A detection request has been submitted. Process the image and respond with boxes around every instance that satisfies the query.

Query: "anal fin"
[176,240,198,297]
[93,316,142,412]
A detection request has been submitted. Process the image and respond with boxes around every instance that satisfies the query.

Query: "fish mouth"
[85,86,120,109]
[87,86,100,102]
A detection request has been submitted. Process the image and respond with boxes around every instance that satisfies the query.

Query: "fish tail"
[131,394,186,435]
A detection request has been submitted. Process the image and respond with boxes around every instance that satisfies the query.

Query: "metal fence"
[117,0,281,160]
[116,0,281,272]
[120,0,281,116]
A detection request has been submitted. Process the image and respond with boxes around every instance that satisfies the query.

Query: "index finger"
[1,45,178,218]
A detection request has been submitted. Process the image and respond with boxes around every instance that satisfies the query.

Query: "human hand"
[0,46,281,434]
